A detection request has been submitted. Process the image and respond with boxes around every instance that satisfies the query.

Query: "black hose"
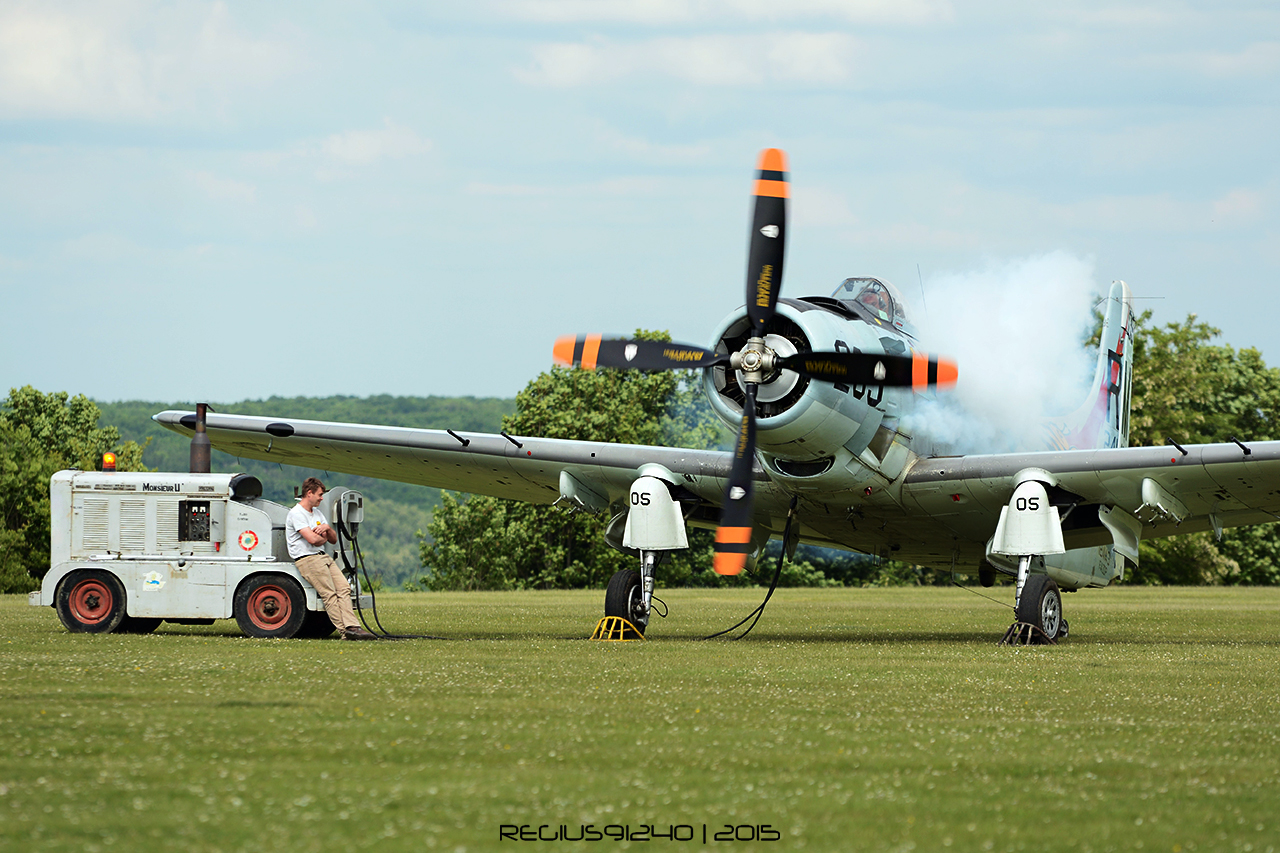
[702,496,798,641]
[335,517,450,640]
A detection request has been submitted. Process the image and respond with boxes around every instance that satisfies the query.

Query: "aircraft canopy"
[831,277,915,336]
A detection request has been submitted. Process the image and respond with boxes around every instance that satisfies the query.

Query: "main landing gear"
[604,554,661,636]
[1000,556,1069,645]
[992,478,1069,645]
[599,476,689,637]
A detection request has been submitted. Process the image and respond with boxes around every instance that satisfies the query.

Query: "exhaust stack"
[190,403,211,474]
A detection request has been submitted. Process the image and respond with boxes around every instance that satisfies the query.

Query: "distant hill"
[96,395,515,588]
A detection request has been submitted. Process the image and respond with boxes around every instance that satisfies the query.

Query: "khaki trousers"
[294,553,360,632]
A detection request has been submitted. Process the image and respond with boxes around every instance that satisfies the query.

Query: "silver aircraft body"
[154,150,1280,640]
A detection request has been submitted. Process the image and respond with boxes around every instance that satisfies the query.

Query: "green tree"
[1123,316,1280,585]
[1128,313,1280,448]
[0,422,63,593]
[416,332,752,591]
[0,387,148,592]
[2,386,146,472]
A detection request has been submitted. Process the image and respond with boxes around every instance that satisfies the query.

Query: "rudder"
[1044,280,1134,450]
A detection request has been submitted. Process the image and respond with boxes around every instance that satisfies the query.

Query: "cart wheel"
[56,570,127,634]
[234,575,306,639]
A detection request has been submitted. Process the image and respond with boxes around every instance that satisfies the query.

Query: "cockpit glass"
[833,277,907,325]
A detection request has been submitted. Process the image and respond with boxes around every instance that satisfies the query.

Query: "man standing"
[286,477,377,640]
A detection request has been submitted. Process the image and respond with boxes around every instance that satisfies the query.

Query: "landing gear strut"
[992,477,1068,645]
[1016,572,1065,640]
[604,550,662,636]
[600,475,689,636]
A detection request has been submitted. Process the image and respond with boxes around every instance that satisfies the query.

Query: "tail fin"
[1044,280,1134,450]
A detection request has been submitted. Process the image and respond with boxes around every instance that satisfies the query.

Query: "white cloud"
[320,118,432,164]
[592,124,713,162]
[793,185,860,228]
[0,1,296,121]
[189,170,257,204]
[498,0,952,25]
[1193,41,1280,78]
[1211,188,1265,225]
[1139,40,1280,79]
[465,183,548,196]
[517,32,861,87]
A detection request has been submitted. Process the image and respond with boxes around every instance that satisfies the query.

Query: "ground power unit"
[29,470,369,639]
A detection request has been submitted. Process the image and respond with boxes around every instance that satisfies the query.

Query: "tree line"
[1,391,513,593]
[4,310,1280,595]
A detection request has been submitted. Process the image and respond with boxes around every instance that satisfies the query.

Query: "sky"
[1,0,1277,407]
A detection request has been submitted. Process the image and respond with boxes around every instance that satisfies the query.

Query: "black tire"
[604,569,646,635]
[234,575,307,639]
[117,616,162,635]
[56,570,127,634]
[1016,574,1064,641]
[295,610,338,639]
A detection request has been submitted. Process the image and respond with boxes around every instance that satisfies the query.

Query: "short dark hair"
[301,477,325,497]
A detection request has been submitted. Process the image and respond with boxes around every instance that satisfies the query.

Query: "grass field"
[2,586,1278,853]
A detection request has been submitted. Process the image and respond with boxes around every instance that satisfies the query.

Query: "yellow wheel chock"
[999,621,1057,646]
[591,616,645,641]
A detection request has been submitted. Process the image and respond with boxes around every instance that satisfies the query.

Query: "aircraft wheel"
[295,610,338,639]
[234,575,306,639]
[116,616,162,635]
[1016,574,1063,641]
[56,570,127,634]
[604,569,646,635]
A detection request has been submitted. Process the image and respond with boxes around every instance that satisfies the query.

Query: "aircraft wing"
[900,440,1280,551]
[154,411,1280,567]
[151,410,773,519]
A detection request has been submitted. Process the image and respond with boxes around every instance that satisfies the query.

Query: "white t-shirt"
[285,504,327,560]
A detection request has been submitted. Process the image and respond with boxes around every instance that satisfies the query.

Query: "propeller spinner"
[553,149,958,575]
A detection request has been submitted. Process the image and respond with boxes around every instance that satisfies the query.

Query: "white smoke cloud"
[905,251,1099,455]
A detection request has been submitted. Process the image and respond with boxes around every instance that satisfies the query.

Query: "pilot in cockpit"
[856,281,892,318]
[833,277,915,337]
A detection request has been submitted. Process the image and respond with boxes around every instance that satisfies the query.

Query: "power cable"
[335,517,451,640]
[702,497,798,641]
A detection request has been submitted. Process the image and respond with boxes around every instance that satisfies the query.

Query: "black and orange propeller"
[553,149,957,575]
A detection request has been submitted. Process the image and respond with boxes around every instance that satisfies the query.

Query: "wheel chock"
[999,621,1057,646]
[591,616,644,641]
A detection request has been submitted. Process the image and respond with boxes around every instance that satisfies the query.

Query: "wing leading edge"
[153,412,1280,570]
[901,440,1280,552]
[151,410,773,519]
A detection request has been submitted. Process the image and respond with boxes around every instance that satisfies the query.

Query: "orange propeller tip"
[757,148,788,173]
[552,336,576,366]
[713,553,746,576]
[936,359,959,387]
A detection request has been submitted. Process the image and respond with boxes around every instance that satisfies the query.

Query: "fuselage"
[702,278,933,512]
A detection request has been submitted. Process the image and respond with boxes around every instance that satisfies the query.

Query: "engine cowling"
[701,301,891,464]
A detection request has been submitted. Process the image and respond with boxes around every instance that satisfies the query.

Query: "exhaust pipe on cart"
[190,403,211,474]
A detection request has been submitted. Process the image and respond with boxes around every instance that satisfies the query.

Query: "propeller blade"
[777,350,958,390]
[553,335,727,371]
[745,148,789,336]
[713,384,758,576]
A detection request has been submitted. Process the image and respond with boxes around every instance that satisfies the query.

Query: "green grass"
[2,587,1279,853]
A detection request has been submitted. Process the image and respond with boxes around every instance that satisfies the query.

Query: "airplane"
[154,148,1280,643]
